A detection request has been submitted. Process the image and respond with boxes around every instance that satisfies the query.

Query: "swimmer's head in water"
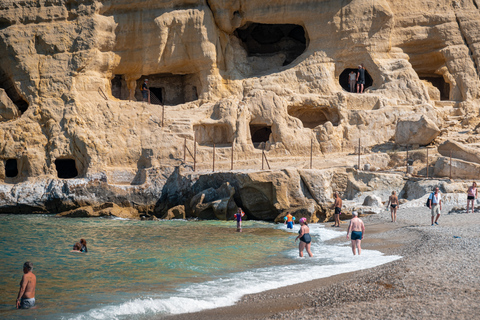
[299,217,307,224]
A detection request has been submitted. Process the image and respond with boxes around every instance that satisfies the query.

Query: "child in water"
[284,212,295,229]
[234,208,245,232]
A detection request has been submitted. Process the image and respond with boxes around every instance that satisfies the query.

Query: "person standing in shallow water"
[387,191,399,222]
[295,217,313,257]
[346,212,365,255]
[466,182,477,213]
[234,208,245,232]
[16,261,36,309]
[331,192,342,227]
[284,212,295,229]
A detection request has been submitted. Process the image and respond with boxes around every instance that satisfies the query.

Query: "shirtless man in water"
[331,192,342,227]
[16,261,36,309]
[346,212,365,255]
[387,191,399,222]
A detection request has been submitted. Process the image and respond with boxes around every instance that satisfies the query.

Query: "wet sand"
[167,205,480,319]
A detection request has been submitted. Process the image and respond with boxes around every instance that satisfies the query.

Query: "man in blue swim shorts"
[346,212,365,255]
[284,212,295,229]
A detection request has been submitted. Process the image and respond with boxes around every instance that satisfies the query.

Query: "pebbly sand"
[167,204,480,320]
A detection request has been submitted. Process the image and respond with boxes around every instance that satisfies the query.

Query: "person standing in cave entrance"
[348,70,357,93]
[356,64,366,93]
[141,79,149,102]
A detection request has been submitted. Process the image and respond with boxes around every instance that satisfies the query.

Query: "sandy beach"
[167,204,480,320]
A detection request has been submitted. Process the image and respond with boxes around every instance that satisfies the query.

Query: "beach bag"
[425,193,434,207]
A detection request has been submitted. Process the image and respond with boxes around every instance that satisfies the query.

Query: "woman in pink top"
[467,182,477,213]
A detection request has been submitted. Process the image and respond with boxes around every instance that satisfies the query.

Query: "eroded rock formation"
[1,0,480,217]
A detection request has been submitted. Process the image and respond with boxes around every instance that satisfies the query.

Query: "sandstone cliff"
[1,0,480,218]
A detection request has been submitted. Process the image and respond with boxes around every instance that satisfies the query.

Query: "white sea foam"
[67,224,401,320]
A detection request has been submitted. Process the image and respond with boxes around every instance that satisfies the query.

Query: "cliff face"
[1,0,480,216]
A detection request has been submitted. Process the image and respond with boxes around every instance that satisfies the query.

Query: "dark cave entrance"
[288,106,338,129]
[111,74,129,100]
[420,76,450,101]
[149,87,164,104]
[235,23,307,66]
[5,159,18,178]
[339,68,373,92]
[250,125,272,148]
[55,159,78,179]
[0,67,29,114]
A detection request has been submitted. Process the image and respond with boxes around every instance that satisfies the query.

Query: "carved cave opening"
[235,23,307,67]
[0,67,29,114]
[111,74,129,100]
[288,106,338,129]
[250,124,272,148]
[420,76,450,101]
[339,68,373,92]
[5,159,18,178]
[136,74,199,105]
[55,159,78,179]
[194,124,233,146]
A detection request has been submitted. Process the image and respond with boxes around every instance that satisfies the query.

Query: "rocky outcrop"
[395,116,441,145]
[434,157,480,180]
[57,203,141,219]
[0,89,20,121]
[438,140,480,164]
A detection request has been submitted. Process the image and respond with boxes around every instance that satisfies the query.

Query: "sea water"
[0,215,400,320]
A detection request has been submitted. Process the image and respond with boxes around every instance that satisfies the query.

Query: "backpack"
[425,193,434,207]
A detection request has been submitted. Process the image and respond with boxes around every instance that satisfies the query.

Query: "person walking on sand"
[428,187,442,226]
[346,212,365,255]
[295,217,313,257]
[234,208,245,232]
[387,191,399,222]
[16,262,36,309]
[466,182,477,214]
[331,192,342,227]
[284,212,295,229]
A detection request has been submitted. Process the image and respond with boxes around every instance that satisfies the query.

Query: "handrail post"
[450,150,452,179]
[162,104,165,127]
[213,143,215,172]
[184,138,186,163]
[310,139,313,169]
[194,135,196,172]
[148,90,151,104]
[426,147,429,179]
[358,138,361,170]
[231,141,234,171]
[406,145,409,174]
[262,150,264,170]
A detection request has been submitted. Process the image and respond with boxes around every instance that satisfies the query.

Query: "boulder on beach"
[395,116,440,145]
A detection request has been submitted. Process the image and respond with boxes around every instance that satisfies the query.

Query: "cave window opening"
[339,68,373,92]
[234,23,307,67]
[288,106,337,129]
[55,159,78,179]
[5,159,18,178]
[135,74,198,105]
[420,76,450,101]
[0,67,29,114]
[250,125,272,148]
[111,75,128,100]
[149,87,164,104]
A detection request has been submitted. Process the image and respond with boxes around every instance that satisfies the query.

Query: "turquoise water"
[0,215,401,320]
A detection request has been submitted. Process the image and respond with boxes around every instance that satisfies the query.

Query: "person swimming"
[80,239,88,253]
[295,217,313,257]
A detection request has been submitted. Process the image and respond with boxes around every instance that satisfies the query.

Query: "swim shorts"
[20,298,35,309]
[351,231,362,240]
[334,207,341,215]
[467,195,475,200]
[287,221,293,229]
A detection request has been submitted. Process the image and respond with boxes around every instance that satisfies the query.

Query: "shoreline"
[165,205,480,319]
